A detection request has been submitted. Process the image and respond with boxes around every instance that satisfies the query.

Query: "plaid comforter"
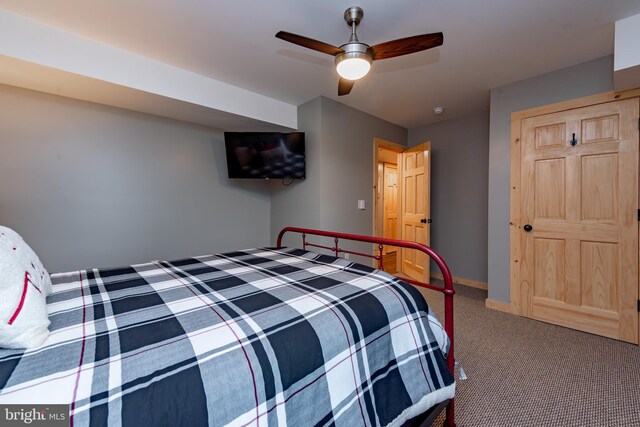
[0,247,455,426]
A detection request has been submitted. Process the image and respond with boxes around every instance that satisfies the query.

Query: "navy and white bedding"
[0,247,455,426]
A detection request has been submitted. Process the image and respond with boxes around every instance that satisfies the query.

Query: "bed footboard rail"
[277,226,456,426]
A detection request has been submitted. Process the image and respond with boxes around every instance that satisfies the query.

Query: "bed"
[0,227,456,426]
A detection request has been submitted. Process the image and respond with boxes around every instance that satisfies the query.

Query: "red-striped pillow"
[0,226,50,348]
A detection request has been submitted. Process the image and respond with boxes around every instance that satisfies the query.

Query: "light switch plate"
[357,200,365,210]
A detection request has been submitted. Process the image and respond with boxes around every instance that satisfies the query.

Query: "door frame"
[373,138,432,277]
[373,138,405,271]
[509,88,640,318]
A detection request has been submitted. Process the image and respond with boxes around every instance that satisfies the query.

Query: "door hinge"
[638,209,640,221]
[638,300,640,312]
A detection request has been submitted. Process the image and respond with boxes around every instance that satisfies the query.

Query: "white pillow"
[0,226,51,348]
[0,227,52,296]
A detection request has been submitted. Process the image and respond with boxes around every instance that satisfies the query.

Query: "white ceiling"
[1,0,639,129]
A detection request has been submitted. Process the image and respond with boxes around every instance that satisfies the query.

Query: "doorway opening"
[373,138,431,280]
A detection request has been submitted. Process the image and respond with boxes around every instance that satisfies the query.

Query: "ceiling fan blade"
[369,32,443,60]
[276,31,344,56]
[338,78,355,96]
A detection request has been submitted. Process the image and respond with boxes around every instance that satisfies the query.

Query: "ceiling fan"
[276,6,443,96]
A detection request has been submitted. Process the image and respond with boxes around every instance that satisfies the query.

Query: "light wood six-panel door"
[401,142,431,282]
[519,98,639,343]
[383,163,399,241]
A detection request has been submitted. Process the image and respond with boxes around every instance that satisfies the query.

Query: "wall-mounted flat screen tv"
[224,132,305,179]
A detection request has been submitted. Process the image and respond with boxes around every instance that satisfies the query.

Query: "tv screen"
[224,132,305,179]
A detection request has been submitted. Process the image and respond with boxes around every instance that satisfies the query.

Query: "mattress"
[0,247,455,426]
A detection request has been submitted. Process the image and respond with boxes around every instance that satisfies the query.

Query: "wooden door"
[519,98,639,343]
[383,163,399,241]
[401,142,431,282]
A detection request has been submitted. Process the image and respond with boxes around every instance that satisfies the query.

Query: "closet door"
[519,98,639,343]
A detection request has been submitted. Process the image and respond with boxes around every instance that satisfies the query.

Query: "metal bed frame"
[277,227,456,427]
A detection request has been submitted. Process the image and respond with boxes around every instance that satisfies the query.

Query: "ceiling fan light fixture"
[335,51,371,80]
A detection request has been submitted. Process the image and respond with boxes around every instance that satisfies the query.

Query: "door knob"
[570,133,578,146]
[420,218,427,224]
[523,224,533,232]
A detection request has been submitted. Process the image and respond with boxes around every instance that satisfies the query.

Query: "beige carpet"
[415,283,640,427]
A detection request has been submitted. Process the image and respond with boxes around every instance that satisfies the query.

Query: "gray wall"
[270,97,323,246]
[319,97,408,235]
[488,55,614,302]
[0,84,271,273]
[408,112,490,283]
[271,96,407,259]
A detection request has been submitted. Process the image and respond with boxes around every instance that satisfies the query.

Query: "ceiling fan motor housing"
[337,42,371,61]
